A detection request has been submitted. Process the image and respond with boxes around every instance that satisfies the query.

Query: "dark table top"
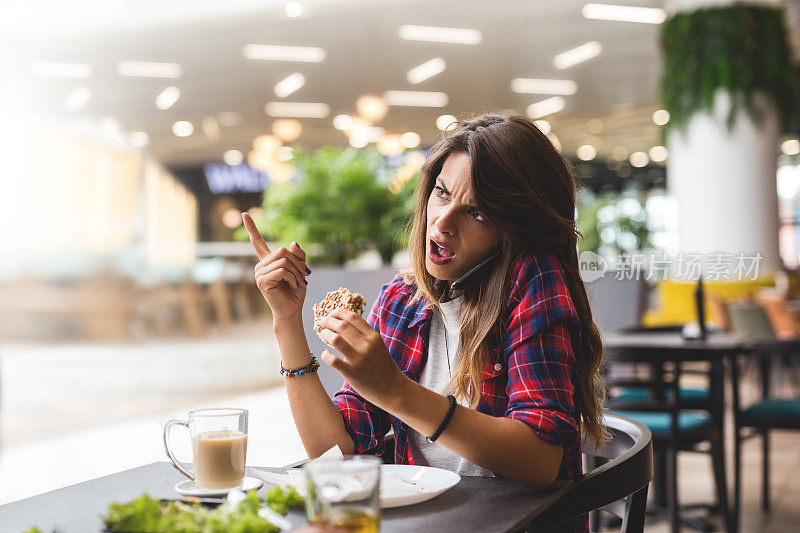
[0,462,572,533]
[602,331,748,361]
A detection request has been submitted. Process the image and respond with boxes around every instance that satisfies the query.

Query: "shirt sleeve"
[331,281,395,456]
[502,260,581,451]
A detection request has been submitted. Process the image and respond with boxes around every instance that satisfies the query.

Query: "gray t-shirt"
[407,295,494,477]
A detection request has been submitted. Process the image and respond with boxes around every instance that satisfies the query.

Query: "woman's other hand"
[243,212,310,323]
[316,308,408,409]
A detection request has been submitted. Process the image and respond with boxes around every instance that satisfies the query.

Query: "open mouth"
[428,238,455,264]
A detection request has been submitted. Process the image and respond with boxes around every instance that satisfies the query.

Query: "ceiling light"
[401,131,421,148]
[384,90,448,107]
[534,120,551,135]
[587,118,604,133]
[202,116,221,141]
[129,131,149,148]
[333,114,354,131]
[217,112,242,127]
[117,61,182,78]
[582,3,667,25]
[269,162,296,183]
[172,121,194,137]
[526,97,566,119]
[364,127,386,142]
[274,73,305,98]
[378,134,405,157]
[155,86,180,110]
[356,95,389,121]
[649,145,668,162]
[264,102,330,118]
[277,146,294,162]
[577,145,597,161]
[349,130,369,148]
[653,109,670,126]
[65,87,90,111]
[271,118,303,142]
[285,2,303,17]
[223,149,244,165]
[553,41,602,70]
[398,25,482,45]
[30,62,92,79]
[782,139,800,156]
[436,114,458,131]
[407,58,446,84]
[243,44,326,62]
[222,207,244,229]
[630,151,649,168]
[253,134,282,153]
[247,150,271,172]
[510,78,577,95]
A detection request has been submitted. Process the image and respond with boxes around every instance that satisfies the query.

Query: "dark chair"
[731,338,800,531]
[532,413,653,533]
[610,326,711,411]
[586,274,648,335]
[604,344,731,533]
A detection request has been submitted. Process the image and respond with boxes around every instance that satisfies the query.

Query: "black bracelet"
[427,395,457,443]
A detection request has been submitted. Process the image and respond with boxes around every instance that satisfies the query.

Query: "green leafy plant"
[660,3,796,133]
[240,146,417,266]
[577,196,652,257]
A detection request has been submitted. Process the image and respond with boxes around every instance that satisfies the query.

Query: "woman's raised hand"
[315,308,407,409]
[242,212,310,322]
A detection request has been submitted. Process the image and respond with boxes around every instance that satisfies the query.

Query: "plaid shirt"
[333,253,586,532]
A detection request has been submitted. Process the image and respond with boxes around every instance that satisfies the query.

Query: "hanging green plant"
[660,3,796,134]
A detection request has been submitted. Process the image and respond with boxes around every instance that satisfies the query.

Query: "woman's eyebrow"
[436,177,479,210]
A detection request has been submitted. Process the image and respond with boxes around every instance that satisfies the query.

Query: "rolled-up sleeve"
[333,383,390,455]
[331,282,394,456]
[503,263,581,451]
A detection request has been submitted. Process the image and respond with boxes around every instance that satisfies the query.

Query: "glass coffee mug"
[163,408,248,490]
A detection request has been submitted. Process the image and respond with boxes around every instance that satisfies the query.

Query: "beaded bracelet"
[280,354,320,377]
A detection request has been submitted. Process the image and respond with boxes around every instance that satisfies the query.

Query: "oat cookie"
[313,287,366,331]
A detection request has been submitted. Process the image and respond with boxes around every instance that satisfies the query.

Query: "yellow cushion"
[642,277,774,327]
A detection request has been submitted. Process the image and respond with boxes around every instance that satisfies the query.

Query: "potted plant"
[239,146,417,266]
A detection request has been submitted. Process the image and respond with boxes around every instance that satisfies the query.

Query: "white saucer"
[175,476,263,497]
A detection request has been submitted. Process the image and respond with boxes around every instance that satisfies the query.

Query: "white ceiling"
[0,0,779,166]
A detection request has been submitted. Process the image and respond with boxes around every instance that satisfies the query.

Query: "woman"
[243,113,604,532]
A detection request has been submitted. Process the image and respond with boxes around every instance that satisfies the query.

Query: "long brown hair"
[402,113,606,444]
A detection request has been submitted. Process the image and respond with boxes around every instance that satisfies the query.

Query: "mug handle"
[163,419,193,481]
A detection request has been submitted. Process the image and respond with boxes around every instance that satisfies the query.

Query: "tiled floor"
[616,431,800,532]
[1,323,798,532]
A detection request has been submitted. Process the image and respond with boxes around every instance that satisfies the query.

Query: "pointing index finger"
[242,212,270,260]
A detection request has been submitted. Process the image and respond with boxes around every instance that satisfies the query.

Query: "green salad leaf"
[264,485,304,515]
[101,487,303,533]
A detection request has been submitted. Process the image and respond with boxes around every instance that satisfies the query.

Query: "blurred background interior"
[1,1,800,531]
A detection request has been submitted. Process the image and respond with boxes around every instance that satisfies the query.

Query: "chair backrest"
[725,301,776,342]
[586,274,648,334]
[533,414,653,533]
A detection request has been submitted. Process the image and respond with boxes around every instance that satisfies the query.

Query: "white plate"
[175,476,263,497]
[379,464,460,508]
[252,464,460,508]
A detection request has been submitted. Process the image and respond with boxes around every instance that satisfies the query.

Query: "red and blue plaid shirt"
[333,253,586,532]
